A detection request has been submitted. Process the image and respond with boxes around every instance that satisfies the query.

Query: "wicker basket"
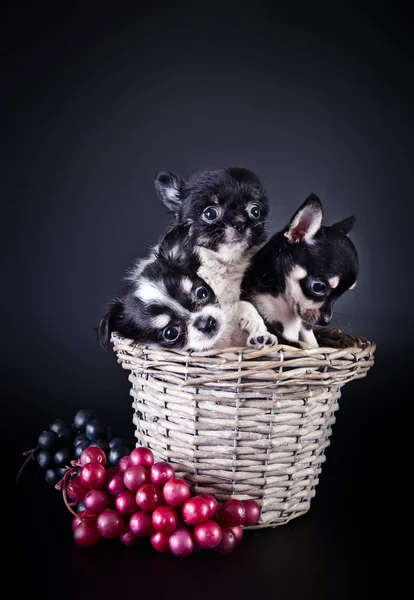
[111,328,375,529]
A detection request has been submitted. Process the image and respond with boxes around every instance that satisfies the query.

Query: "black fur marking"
[154,167,269,252]
[98,222,219,350]
[242,195,359,336]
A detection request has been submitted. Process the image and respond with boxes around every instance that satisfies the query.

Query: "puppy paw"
[248,332,278,349]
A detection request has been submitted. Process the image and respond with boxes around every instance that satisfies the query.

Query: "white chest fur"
[195,246,258,346]
[196,246,251,304]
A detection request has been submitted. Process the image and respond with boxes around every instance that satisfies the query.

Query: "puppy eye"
[195,285,209,300]
[311,281,327,295]
[163,326,180,341]
[249,205,260,219]
[203,207,218,221]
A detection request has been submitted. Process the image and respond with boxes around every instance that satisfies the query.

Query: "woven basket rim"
[110,327,376,359]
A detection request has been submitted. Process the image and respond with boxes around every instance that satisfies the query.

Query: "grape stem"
[16,447,37,482]
[58,466,96,524]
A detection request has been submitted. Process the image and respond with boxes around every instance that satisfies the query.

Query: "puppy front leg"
[299,324,319,348]
[239,301,278,349]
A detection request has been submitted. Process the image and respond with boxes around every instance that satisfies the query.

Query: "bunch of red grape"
[62,445,261,556]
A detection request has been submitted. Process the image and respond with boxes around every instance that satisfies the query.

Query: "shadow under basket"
[111,328,376,529]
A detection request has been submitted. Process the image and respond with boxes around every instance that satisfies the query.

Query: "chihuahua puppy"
[242,194,359,348]
[98,224,228,352]
[154,166,278,349]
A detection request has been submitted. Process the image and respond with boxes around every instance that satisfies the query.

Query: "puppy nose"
[233,222,247,232]
[194,315,217,333]
[318,313,331,326]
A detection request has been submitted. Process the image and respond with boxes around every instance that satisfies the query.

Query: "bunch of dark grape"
[61,445,262,555]
[17,409,131,486]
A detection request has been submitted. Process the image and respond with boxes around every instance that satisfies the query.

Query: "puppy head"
[98,226,226,351]
[282,194,359,326]
[154,167,269,262]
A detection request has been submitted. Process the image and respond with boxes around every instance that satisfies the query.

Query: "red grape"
[163,478,191,507]
[96,509,125,539]
[120,530,141,547]
[106,471,126,496]
[123,465,149,491]
[66,477,89,502]
[150,531,170,553]
[152,505,179,534]
[129,447,154,469]
[150,461,175,488]
[129,510,154,537]
[118,455,131,472]
[80,463,107,490]
[242,500,261,525]
[217,499,246,526]
[115,490,138,516]
[198,493,218,519]
[80,446,107,467]
[182,496,210,526]
[84,489,111,514]
[168,527,195,557]
[73,523,101,548]
[135,484,163,512]
[193,520,223,549]
[72,510,97,531]
[230,525,243,544]
[214,526,238,554]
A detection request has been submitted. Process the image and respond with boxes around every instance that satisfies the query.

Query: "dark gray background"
[5,2,411,598]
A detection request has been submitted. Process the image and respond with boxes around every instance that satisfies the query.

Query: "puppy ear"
[285,193,323,243]
[332,215,356,235]
[97,300,123,350]
[154,171,185,214]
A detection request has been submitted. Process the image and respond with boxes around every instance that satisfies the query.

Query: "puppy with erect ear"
[153,167,278,349]
[241,194,359,348]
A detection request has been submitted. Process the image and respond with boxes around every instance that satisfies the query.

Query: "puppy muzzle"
[193,315,217,335]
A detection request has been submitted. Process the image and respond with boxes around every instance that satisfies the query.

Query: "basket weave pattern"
[111,328,375,528]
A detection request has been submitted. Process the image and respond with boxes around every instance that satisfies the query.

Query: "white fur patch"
[187,305,227,350]
[216,239,249,263]
[252,293,302,340]
[168,245,181,261]
[299,326,319,348]
[181,277,193,294]
[135,278,188,317]
[165,187,180,202]
[151,314,170,329]
[291,265,307,280]
[329,276,339,289]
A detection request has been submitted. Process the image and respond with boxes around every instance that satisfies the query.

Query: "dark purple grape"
[109,437,125,449]
[108,446,130,466]
[90,439,110,454]
[45,468,63,485]
[36,450,54,470]
[58,426,75,443]
[73,433,88,447]
[74,440,90,459]
[37,430,60,451]
[85,419,107,441]
[49,418,67,435]
[54,446,72,467]
[73,409,96,432]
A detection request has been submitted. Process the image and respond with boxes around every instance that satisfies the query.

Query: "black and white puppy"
[242,194,359,348]
[154,167,278,348]
[98,224,228,352]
